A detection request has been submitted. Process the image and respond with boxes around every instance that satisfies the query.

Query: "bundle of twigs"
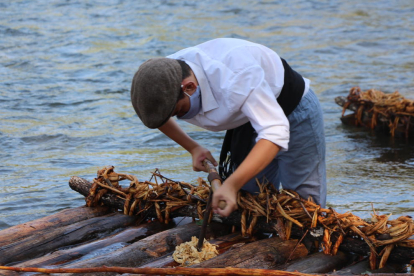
[86,166,414,270]
[86,166,211,223]
[341,87,414,137]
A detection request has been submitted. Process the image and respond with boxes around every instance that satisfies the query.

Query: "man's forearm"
[226,139,280,191]
[158,118,200,153]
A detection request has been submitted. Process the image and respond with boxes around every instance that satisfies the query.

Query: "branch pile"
[83,166,414,270]
[339,86,414,137]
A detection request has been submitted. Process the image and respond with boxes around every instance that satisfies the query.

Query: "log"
[273,251,351,273]
[0,265,320,276]
[0,212,138,266]
[133,232,253,272]
[69,176,414,264]
[0,206,110,247]
[8,221,172,269]
[55,222,232,276]
[333,259,408,275]
[190,237,308,269]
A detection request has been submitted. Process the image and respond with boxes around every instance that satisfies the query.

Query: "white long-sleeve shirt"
[167,38,310,150]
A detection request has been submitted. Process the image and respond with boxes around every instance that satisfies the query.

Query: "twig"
[93,179,127,197]
[329,207,347,236]
[285,229,309,264]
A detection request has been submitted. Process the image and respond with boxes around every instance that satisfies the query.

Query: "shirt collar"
[183,60,219,114]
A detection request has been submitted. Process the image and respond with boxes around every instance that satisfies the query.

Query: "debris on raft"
[335,86,414,138]
[0,166,413,275]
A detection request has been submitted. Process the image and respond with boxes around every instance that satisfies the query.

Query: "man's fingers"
[214,204,232,217]
[206,153,218,167]
[212,198,236,217]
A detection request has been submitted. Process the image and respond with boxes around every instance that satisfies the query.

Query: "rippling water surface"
[1,0,413,230]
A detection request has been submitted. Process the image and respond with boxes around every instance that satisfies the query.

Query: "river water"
[1,0,413,230]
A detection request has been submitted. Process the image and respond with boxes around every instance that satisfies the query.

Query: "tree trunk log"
[0,212,138,266]
[133,232,253,273]
[274,251,351,273]
[0,206,110,247]
[69,176,414,264]
[333,259,408,275]
[0,265,322,276]
[51,222,232,276]
[10,221,171,268]
[190,237,307,269]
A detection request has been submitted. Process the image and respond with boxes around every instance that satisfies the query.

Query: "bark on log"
[133,232,253,272]
[69,176,414,264]
[190,237,307,269]
[0,265,321,276]
[0,206,110,247]
[0,212,138,266]
[273,251,351,273]
[333,259,408,275]
[9,221,172,268]
[52,222,232,276]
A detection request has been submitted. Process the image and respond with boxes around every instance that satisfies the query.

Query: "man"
[131,38,326,217]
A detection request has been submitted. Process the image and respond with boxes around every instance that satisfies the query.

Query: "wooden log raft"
[69,176,414,265]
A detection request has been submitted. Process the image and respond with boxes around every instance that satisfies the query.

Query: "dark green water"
[1,0,413,230]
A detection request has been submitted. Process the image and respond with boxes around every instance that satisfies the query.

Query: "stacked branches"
[341,87,414,137]
[86,166,414,270]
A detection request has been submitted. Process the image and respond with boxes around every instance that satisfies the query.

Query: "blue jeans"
[242,89,327,207]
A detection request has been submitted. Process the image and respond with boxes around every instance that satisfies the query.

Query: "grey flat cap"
[131,58,182,128]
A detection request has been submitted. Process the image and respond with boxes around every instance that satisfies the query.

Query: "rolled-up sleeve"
[230,65,290,150]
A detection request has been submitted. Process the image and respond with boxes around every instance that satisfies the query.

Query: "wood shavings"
[172,236,218,266]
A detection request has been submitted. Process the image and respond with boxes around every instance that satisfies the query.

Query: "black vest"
[278,58,305,116]
[218,58,305,180]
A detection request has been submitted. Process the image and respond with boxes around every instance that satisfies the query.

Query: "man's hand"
[189,146,217,172]
[212,181,238,217]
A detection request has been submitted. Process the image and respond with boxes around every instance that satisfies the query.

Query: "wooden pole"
[0,206,110,247]
[0,265,314,276]
[0,212,138,265]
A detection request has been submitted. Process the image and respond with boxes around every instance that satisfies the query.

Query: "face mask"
[178,86,202,119]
